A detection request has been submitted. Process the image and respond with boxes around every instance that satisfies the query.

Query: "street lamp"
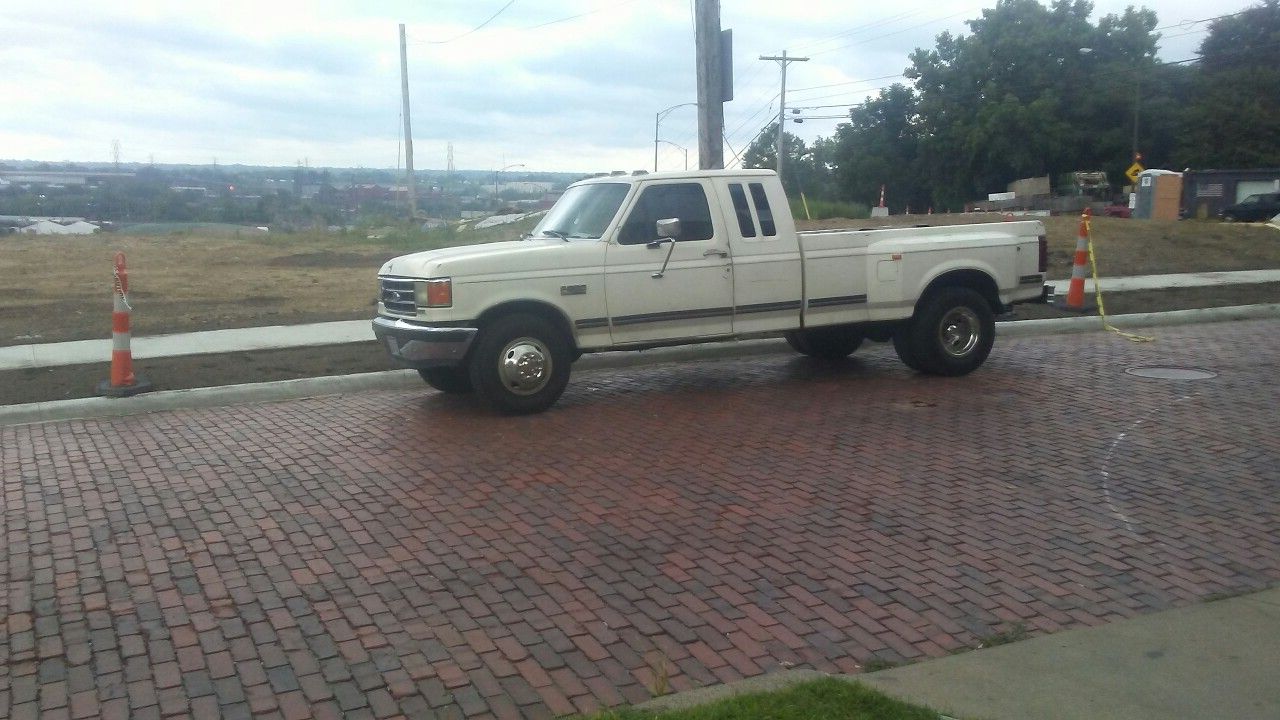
[656,140,689,171]
[654,102,698,172]
[493,163,525,197]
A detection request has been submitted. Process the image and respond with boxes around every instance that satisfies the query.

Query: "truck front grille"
[379,277,417,315]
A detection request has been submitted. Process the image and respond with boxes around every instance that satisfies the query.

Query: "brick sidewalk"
[3,320,1279,718]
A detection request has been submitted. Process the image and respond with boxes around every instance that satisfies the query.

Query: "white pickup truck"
[373,170,1048,413]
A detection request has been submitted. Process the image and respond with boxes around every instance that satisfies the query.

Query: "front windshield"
[532,182,629,240]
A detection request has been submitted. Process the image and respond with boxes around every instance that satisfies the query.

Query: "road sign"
[1125,162,1145,183]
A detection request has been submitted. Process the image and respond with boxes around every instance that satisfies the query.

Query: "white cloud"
[0,0,1255,172]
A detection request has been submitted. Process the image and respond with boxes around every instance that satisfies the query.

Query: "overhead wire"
[422,1,518,44]
[808,10,973,57]
[524,0,646,29]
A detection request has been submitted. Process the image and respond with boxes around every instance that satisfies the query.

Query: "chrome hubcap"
[498,337,551,395]
[939,307,980,357]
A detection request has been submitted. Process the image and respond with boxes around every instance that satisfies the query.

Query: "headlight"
[415,278,453,308]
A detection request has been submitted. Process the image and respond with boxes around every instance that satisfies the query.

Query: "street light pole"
[656,140,689,171]
[493,163,525,201]
[1132,70,1141,161]
[1080,46,1141,162]
[654,103,698,171]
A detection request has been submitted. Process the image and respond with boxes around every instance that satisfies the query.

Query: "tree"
[831,84,927,211]
[742,123,835,198]
[1176,0,1280,168]
[903,0,1167,206]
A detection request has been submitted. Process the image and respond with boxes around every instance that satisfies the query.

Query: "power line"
[790,8,933,53]
[422,1,517,44]
[809,10,974,57]
[1155,7,1251,31]
[524,0,646,29]
[789,73,906,94]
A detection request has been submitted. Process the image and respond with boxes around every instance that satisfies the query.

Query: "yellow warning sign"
[1125,162,1145,183]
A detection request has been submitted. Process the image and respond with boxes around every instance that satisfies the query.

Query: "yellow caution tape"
[1084,215,1153,343]
[113,266,132,312]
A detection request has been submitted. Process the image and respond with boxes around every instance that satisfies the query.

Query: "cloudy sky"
[0,0,1252,173]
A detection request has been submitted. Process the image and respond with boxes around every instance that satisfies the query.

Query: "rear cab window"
[748,182,777,236]
[727,183,757,238]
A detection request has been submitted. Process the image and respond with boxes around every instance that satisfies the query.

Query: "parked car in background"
[1220,192,1280,222]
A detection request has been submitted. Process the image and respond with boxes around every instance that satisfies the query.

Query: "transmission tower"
[446,143,455,192]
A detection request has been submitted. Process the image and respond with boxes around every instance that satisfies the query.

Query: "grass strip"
[582,677,943,720]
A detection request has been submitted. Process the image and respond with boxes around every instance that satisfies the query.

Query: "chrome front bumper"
[371,316,477,368]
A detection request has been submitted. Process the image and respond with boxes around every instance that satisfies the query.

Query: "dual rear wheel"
[784,287,995,376]
[892,287,994,376]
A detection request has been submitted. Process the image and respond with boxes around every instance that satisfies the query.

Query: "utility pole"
[398,23,418,219]
[694,0,726,170]
[759,51,808,181]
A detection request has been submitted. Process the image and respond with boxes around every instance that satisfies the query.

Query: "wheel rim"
[498,337,552,395]
[938,307,981,357]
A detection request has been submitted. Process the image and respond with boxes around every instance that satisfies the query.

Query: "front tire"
[468,314,572,414]
[896,287,995,376]
[418,367,472,394]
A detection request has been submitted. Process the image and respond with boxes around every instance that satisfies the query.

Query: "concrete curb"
[2,304,1278,427]
[995,302,1280,336]
[0,371,423,427]
[635,668,830,713]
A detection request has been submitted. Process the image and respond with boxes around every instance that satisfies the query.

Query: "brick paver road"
[3,320,1279,719]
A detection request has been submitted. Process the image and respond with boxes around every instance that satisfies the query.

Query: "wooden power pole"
[399,23,418,219]
[694,0,726,170]
[759,51,808,181]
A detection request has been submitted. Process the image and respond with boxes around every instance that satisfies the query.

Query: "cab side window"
[618,183,715,245]
[748,182,777,236]
[728,183,757,238]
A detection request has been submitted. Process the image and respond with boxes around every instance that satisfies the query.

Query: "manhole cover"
[1125,366,1217,380]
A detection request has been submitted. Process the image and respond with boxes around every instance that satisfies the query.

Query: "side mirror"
[650,217,681,279]
[655,217,681,240]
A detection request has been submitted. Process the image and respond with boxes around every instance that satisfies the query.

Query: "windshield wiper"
[540,229,570,241]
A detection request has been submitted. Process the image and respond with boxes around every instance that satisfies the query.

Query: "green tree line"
[744,0,1280,212]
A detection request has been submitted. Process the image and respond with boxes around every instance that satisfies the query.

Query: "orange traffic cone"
[1054,209,1097,313]
[97,252,152,397]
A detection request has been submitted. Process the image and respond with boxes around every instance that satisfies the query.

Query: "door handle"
[703,249,729,258]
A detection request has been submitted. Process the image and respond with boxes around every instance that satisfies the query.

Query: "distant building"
[1181,169,1280,219]
[0,170,135,186]
[495,181,555,195]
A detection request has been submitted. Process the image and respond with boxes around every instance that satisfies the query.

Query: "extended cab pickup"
[374,170,1048,413]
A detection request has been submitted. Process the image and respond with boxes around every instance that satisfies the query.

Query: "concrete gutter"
[995,302,1280,336]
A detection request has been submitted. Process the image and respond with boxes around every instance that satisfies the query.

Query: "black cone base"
[96,374,154,398]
